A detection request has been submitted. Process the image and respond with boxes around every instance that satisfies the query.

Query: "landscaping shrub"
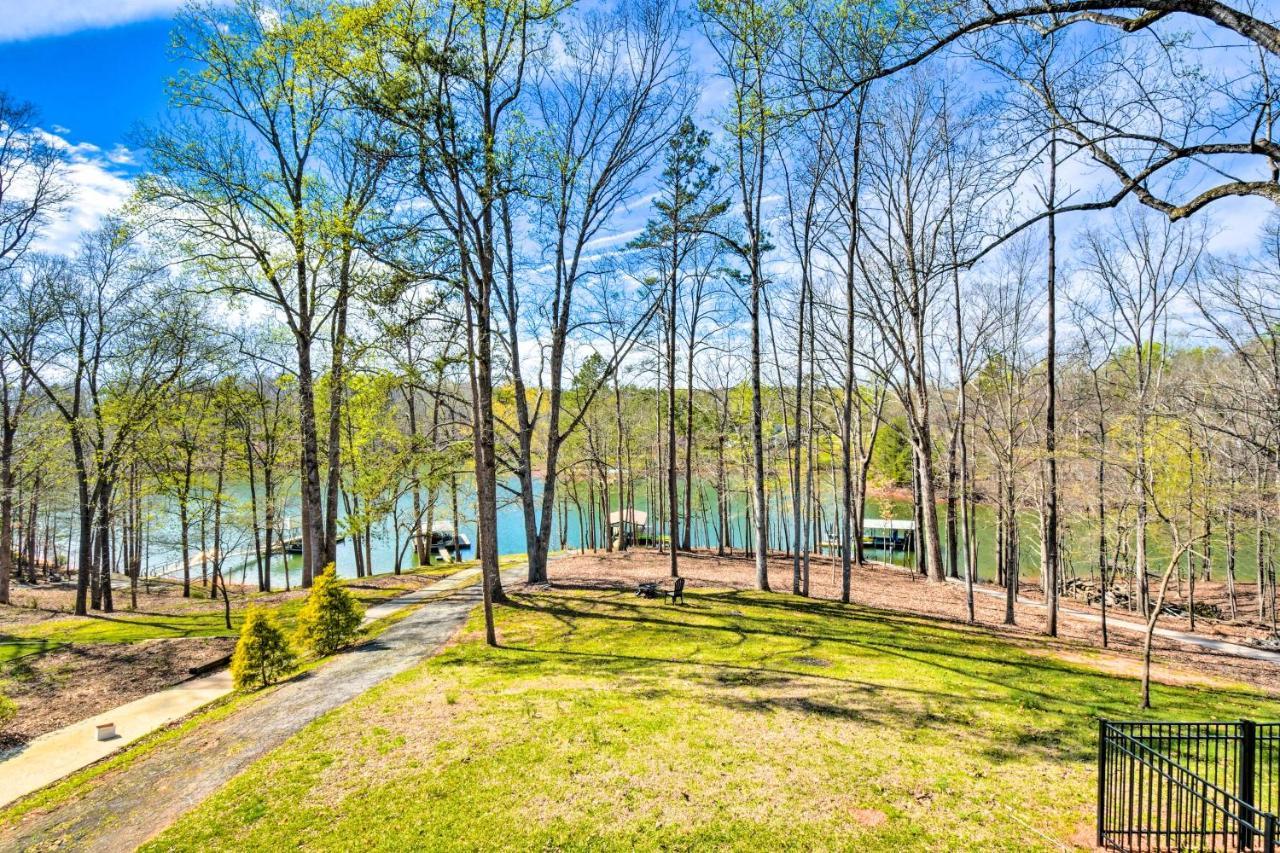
[294,564,364,656]
[230,607,297,690]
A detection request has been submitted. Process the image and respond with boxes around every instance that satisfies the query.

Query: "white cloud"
[0,0,188,42]
[106,144,138,165]
[29,128,134,254]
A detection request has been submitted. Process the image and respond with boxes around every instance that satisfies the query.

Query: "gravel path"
[1,565,524,852]
[957,579,1280,663]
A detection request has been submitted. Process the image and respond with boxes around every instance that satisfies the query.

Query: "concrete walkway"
[950,576,1280,664]
[362,566,482,621]
[0,670,233,810]
[1,563,526,851]
[0,563,492,813]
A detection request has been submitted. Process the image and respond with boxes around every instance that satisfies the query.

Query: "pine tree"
[294,564,364,656]
[230,606,296,690]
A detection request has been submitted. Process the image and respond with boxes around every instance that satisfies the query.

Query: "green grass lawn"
[143,584,1273,852]
[0,638,63,665]
[2,563,470,647]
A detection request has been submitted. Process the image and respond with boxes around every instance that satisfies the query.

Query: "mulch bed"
[1,636,235,750]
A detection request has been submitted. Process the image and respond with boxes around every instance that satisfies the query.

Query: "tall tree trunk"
[750,274,769,591]
[407,389,426,567]
[463,251,503,645]
[323,257,353,570]
[792,274,807,594]
[295,334,325,587]
[1044,136,1061,637]
[911,412,946,582]
[97,479,114,613]
[213,416,230,628]
[667,266,679,578]
[683,323,696,554]
[245,426,264,592]
[263,461,275,593]
[840,95,865,603]
[0,418,14,605]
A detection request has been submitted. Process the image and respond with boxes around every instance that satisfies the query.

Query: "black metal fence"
[1098,720,1280,851]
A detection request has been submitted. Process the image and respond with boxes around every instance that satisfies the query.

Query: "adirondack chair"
[665,576,685,604]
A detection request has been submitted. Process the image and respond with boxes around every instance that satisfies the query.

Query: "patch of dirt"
[341,569,458,594]
[849,808,888,827]
[0,636,235,747]
[531,549,1280,695]
[1069,821,1103,849]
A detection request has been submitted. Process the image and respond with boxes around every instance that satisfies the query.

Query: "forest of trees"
[0,0,1277,657]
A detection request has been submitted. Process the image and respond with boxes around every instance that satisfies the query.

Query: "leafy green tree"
[871,416,913,487]
[231,607,297,690]
[294,565,364,656]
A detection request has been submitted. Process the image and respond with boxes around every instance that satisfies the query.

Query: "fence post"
[1241,719,1257,851]
[1265,813,1276,853]
[1097,718,1107,848]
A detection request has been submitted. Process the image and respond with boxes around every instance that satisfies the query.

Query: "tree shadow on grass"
[517,587,1270,706]
[502,591,1099,701]
[492,588,1272,763]
[492,642,1099,763]
[29,612,225,639]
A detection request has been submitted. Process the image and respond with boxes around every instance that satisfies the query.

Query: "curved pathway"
[1,565,524,852]
[950,576,1280,664]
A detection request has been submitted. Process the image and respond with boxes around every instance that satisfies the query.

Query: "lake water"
[118,476,1261,589]
[129,477,932,589]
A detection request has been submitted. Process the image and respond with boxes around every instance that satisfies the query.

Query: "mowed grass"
[2,563,468,647]
[144,585,1275,852]
[0,638,63,665]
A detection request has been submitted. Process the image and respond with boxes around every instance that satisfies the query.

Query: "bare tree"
[1077,205,1205,617]
[2,222,197,614]
[504,0,688,585]
[1194,215,1280,464]
[814,0,1280,223]
[140,0,363,587]
[0,94,67,604]
[631,115,728,578]
[702,0,788,591]
[855,75,991,582]
[0,92,68,272]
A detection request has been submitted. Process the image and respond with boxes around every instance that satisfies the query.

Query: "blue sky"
[0,1,1268,264]
[0,18,174,147]
[0,4,189,249]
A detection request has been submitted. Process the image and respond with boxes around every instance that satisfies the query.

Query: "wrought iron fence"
[1098,720,1279,851]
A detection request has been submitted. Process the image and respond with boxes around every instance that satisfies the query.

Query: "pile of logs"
[1061,576,1222,619]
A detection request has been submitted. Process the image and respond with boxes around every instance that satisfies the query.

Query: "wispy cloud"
[0,1,189,42]
[30,130,133,253]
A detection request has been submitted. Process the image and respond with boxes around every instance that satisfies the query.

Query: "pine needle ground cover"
[147,586,1275,852]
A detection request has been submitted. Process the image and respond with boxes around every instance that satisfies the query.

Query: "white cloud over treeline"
[0,1,189,42]
[31,131,134,253]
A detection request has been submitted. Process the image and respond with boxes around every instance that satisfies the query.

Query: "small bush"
[294,564,365,656]
[231,606,297,690]
[0,691,16,727]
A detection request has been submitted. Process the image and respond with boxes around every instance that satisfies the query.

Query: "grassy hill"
[142,582,1274,851]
